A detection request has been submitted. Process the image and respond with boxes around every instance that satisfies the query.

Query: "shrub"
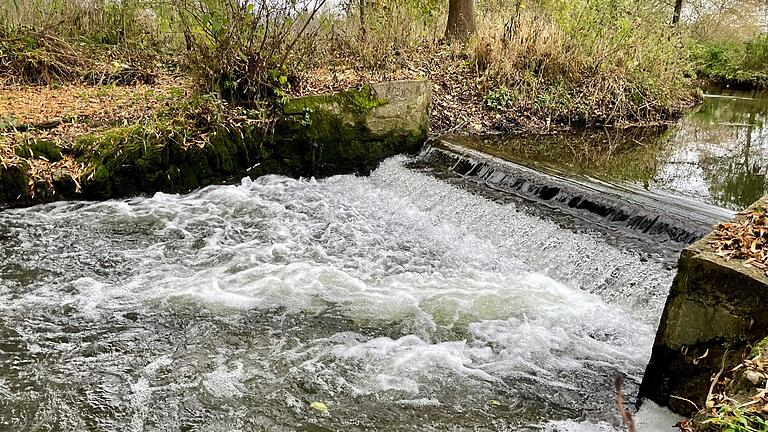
[690,36,768,88]
[0,29,90,85]
[176,0,328,105]
[470,0,694,124]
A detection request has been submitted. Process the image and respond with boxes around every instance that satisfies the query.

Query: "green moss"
[277,93,424,177]
[749,336,768,358]
[15,138,64,162]
[72,116,272,199]
[0,163,31,203]
[283,84,388,117]
[2,86,425,206]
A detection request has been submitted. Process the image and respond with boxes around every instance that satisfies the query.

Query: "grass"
[702,405,768,432]
[0,77,263,196]
[468,0,695,126]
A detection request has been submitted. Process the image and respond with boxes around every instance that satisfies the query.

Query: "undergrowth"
[471,0,695,125]
[684,339,768,432]
[1,0,701,129]
[690,35,768,89]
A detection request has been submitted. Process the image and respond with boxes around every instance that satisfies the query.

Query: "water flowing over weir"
[415,139,733,266]
[0,156,683,431]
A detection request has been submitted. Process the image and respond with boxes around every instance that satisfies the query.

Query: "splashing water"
[0,156,677,431]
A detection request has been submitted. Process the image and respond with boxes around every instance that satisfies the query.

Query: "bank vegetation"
[1,0,702,132]
[0,0,764,204]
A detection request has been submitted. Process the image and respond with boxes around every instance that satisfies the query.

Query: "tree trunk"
[672,0,683,24]
[359,0,366,39]
[445,0,476,42]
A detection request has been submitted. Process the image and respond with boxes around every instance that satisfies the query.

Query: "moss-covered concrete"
[15,139,63,162]
[640,195,768,416]
[71,123,275,200]
[0,80,431,208]
[0,163,31,203]
[277,80,430,176]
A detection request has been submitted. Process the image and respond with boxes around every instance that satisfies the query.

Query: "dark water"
[445,88,768,212]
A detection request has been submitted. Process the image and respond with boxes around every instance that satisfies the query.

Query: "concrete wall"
[279,80,431,177]
[640,196,768,415]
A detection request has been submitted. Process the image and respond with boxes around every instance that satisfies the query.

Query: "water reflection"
[450,88,768,211]
[675,91,768,210]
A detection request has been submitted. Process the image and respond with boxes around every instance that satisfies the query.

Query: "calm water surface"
[451,88,768,211]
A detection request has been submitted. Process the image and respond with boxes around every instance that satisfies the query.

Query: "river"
[1,88,766,431]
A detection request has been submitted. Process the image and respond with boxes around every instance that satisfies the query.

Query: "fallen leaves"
[0,75,193,198]
[309,401,328,413]
[689,344,768,431]
[709,205,768,277]
[0,75,191,126]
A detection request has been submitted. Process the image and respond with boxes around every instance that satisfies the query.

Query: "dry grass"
[0,75,194,194]
[469,4,695,126]
[291,0,695,133]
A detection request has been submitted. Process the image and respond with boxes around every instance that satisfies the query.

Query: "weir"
[416,139,732,264]
[0,156,677,431]
[1,86,765,430]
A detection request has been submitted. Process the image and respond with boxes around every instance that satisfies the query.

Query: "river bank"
[0,0,702,208]
[0,77,430,208]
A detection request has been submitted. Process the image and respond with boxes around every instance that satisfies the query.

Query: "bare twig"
[706,350,730,409]
[670,395,700,412]
[615,374,637,432]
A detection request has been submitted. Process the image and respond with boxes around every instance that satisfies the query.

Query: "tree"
[445,0,476,42]
[672,0,683,24]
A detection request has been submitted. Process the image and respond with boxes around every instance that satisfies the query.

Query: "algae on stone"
[280,80,430,176]
[0,80,431,207]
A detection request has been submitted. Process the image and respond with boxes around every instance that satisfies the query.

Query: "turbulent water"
[0,156,679,431]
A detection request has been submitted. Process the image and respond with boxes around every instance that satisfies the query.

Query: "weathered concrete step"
[416,139,732,263]
[640,195,768,415]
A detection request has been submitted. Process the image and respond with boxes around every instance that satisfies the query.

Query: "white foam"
[542,419,617,432]
[0,156,674,428]
[202,362,246,399]
[635,400,683,431]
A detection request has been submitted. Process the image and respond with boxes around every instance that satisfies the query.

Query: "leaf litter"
[0,75,192,196]
[709,204,768,277]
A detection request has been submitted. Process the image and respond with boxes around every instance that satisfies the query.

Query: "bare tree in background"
[445,0,476,42]
[686,0,767,39]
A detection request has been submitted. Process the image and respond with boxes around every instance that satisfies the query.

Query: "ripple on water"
[0,157,675,431]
